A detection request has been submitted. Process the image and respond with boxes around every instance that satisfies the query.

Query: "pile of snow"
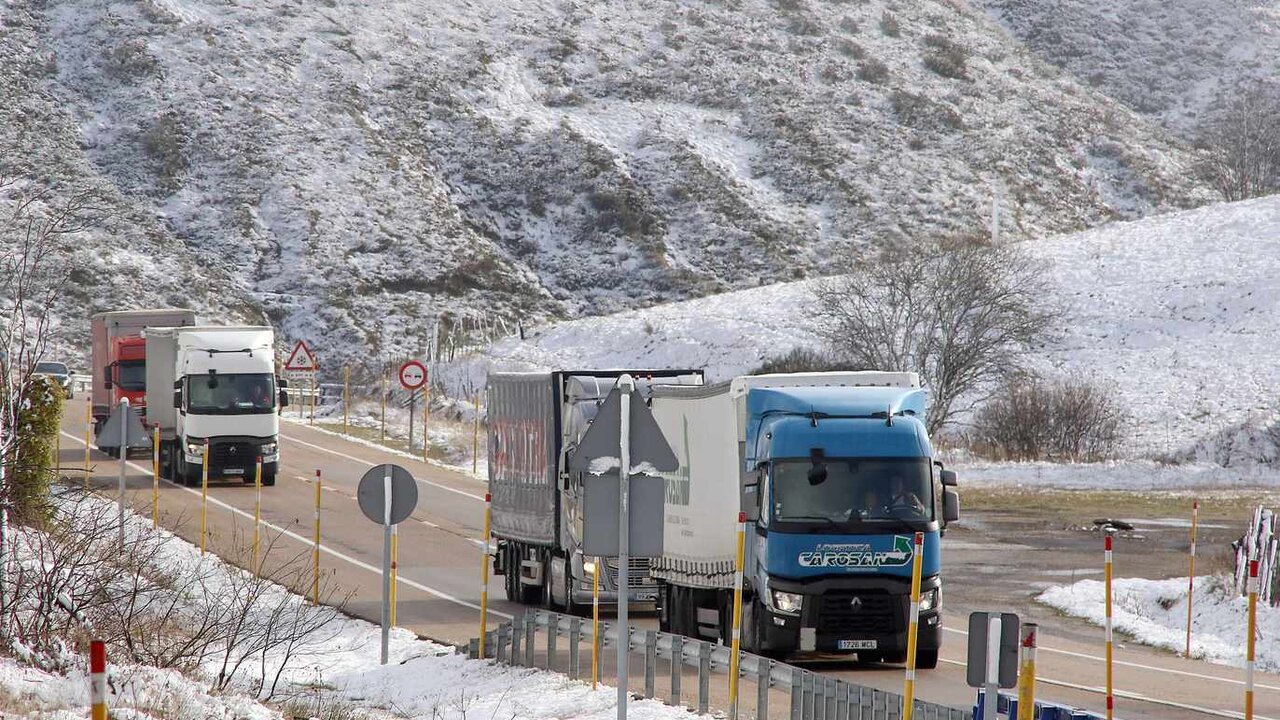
[0,488,696,719]
[458,194,1280,471]
[1038,575,1278,672]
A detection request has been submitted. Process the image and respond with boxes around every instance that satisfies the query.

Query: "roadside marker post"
[478,492,493,657]
[151,425,160,528]
[89,639,107,720]
[1104,532,1115,720]
[1186,499,1199,657]
[903,531,925,720]
[83,403,91,487]
[728,511,747,718]
[343,364,350,435]
[313,469,322,605]
[253,456,263,574]
[200,445,209,555]
[390,524,398,626]
[117,398,128,547]
[1017,623,1038,720]
[592,556,600,689]
[472,393,480,475]
[1247,558,1259,720]
[380,365,387,443]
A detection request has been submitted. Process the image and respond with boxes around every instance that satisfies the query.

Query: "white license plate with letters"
[837,639,877,650]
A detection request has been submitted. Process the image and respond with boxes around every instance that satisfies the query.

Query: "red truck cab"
[104,336,148,422]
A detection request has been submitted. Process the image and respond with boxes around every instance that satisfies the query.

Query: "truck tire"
[261,471,276,487]
[915,648,939,669]
[657,583,672,633]
[503,545,519,602]
[561,560,583,616]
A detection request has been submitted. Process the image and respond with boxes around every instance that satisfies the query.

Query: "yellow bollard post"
[902,531,924,720]
[728,511,747,718]
[1247,557,1259,720]
[592,555,600,690]
[472,393,480,475]
[151,425,159,528]
[1185,499,1199,657]
[200,446,209,555]
[380,365,387,444]
[343,364,349,435]
[253,456,263,574]
[313,469,321,605]
[1017,623,1038,720]
[422,385,430,463]
[390,523,398,626]
[478,492,492,657]
[83,403,92,488]
[1104,532,1115,720]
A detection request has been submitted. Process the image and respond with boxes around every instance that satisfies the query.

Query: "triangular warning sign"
[284,340,318,371]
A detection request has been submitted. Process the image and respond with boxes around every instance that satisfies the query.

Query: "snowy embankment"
[451,194,1280,482]
[0,489,687,719]
[1038,576,1278,672]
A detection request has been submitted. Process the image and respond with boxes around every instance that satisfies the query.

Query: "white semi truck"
[145,326,287,486]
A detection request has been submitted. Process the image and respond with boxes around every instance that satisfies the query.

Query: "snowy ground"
[450,194,1280,481]
[1039,575,1279,673]
[0,490,692,719]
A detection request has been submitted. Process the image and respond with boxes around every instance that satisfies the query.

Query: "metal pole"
[983,615,1001,720]
[253,456,262,574]
[381,464,393,665]
[1247,558,1259,720]
[83,402,91,488]
[1186,500,1199,657]
[308,376,314,425]
[1104,532,1115,720]
[380,365,386,443]
[1017,623,1037,720]
[903,531,924,720]
[423,384,430,463]
[472,393,480,475]
[479,492,492,657]
[728,511,747,718]
[342,365,349,434]
[592,555,600,689]
[117,398,128,547]
[391,523,398,626]
[617,374,634,720]
[408,391,415,452]
[151,425,159,528]
[200,443,208,554]
[313,469,321,604]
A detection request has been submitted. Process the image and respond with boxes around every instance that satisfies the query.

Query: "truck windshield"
[35,362,68,375]
[771,458,932,525]
[118,360,146,391]
[187,373,275,415]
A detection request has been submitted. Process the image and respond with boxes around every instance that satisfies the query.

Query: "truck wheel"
[515,545,543,605]
[562,561,583,616]
[503,546,518,602]
[658,583,671,633]
[261,471,276,487]
[915,648,939,669]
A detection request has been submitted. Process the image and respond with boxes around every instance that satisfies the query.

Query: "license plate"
[635,592,658,601]
[838,640,877,650]
[223,468,245,476]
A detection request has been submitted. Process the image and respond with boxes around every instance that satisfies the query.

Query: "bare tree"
[968,375,1127,462]
[816,238,1051,432]
[1199,85,1280,201]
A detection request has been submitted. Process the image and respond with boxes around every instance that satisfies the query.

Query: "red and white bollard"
[90,639,106,720]
[1247,558,1259,720]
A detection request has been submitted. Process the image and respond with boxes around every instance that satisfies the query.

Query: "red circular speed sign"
[398,360,427,391]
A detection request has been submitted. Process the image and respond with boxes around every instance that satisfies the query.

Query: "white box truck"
[145,326,286,486]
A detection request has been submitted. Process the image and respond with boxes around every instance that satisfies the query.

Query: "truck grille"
[818,591,899,635]
[210,441,256,469]
[603,558,653,585]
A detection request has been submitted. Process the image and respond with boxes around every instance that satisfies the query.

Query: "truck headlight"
[768,589,803,615]
[186,440,205,455]
[260,441,278,456]
[582,560,596,577]
[919,588,940,612]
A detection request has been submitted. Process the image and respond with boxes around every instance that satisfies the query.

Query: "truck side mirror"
[740,466,762,522]
[173,390,182,409]
[940,469,958,487]
[103,365,113,390]
[278,389,290,407]
[943,489,960,523]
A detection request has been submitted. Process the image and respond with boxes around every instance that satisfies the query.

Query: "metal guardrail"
[468,609,972,720]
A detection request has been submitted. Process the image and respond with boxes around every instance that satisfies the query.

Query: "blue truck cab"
[740,383,959,665]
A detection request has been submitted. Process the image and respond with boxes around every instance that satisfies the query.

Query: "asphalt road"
[56,400,1279,720]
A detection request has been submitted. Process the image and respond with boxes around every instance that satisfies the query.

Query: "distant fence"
[468,609,972,720]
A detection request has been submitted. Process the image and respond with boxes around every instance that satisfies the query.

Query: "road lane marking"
[944,626,1280,693]
[940,658,1277,720]
[63,431,512,621]
[279,433,484,501]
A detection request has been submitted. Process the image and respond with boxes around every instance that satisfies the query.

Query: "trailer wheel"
[503,545,519,602]
[657,583,671,633]
[915,648,939,669]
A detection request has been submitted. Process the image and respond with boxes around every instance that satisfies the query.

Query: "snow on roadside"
[952,459,1280,491]
[1038,576,1279,672]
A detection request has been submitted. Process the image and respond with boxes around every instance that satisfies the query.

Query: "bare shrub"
[891,90,963,132]
[752,347,851,375]
[1198,84,1280,201]
[816,238,1051,433]
[968,377,1127,462]
[922,33,968,80]
[858,57,890,84]
[880,11,900,37]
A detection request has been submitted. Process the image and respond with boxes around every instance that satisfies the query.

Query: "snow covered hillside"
[3,0,1215,368]
[973,0,1280,134]
[460,194,1280,463]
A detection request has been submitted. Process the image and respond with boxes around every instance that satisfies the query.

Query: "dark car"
[34,361,73,399]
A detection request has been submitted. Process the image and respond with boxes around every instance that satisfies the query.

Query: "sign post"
[98,398,148,546]
[357,463,418,665]
[568,375,678,720]
[398,361,427,455]
[966,611,1019,720]
[283,340,319,422]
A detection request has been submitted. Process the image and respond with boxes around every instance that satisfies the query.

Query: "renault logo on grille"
[849,596,863,611]
[228,446,237,455]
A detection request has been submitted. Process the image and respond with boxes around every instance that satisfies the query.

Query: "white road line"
[63,431,511,621]
[279,433,485,501]
[944,626,1280,693]
[939,658,1277,720]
